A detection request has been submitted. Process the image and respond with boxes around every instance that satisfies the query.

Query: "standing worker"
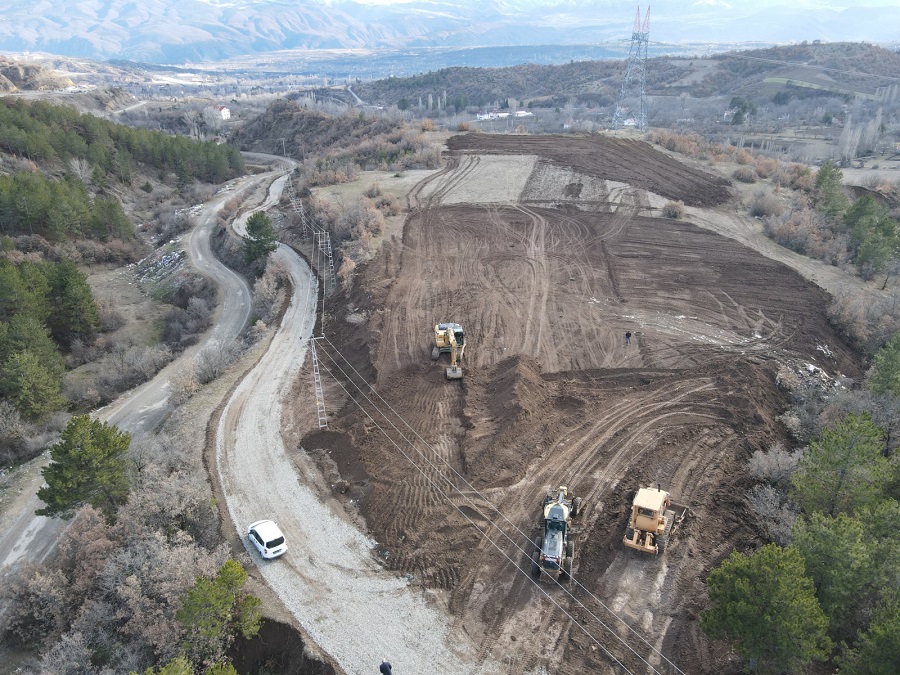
[625,331,632,346]
[380,661,392,675]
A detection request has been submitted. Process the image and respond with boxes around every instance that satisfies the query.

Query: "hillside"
[353,42,900,110]
[0,57,74,93]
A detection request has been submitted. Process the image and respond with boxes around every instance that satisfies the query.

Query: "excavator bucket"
[446,366,463,380]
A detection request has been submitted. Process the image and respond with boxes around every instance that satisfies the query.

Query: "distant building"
[513,110,533,117]
[215,105,231,120]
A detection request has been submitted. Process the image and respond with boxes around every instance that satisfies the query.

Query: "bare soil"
[298,133,862,674]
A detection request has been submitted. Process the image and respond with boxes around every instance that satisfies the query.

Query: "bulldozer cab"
[631,488,669,532]
[540,504,567,569]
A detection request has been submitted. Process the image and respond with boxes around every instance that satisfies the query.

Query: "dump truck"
[431,322,465,380]
[623,486,688,554]
[531,486,582,582]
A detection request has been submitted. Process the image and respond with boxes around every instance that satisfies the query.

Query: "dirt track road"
[309,134,862,674]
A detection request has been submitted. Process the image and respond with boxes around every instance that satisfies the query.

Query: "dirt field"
[298,133,862,674]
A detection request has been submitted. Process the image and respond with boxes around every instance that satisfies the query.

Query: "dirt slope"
[300,133,861,674]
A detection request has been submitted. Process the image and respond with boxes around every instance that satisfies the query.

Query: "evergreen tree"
[0,313,65,378]
[37,415,131,520]
[0,350,66,421]
[793,513,872,637]
[792,413,890,517]
[242,212,277,264]
[46,259,100,347]
[177,559,262,669]
[838,591,900,675]
[139,656,194,675]
[701,544,831,674]
[844,196,900,278]
[870,333,900,397]
[814,159,849,219]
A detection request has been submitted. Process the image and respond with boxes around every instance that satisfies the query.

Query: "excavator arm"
[446,330,463,379]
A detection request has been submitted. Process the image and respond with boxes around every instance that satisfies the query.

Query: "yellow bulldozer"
[431,322,465,380]
[623,486,688,554]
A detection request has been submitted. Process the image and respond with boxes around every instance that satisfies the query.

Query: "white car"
[247,520,287,559]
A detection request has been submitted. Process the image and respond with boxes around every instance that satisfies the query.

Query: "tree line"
[0,171,131,241]
[702,336,900,673]
[0,97,244,185]
[0,256,99,424]
[813,160,899,283]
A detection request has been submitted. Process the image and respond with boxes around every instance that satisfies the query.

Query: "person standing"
[625,331,632,346]
[380,661,392,675]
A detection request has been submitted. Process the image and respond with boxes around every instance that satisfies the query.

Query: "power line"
[314,344,638,674]
[317,336,686,674]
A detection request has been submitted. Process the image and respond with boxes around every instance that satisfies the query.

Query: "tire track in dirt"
[445,372,725,672]
[316,133,861,674]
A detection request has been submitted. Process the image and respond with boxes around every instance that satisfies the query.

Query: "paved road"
[0,155,290,574]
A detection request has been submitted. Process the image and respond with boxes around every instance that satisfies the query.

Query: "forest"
[0,97,244,185]
[0,98,236,467]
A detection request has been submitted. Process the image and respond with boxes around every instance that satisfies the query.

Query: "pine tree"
[177,559,262,669]
[37,415,131,520]
[870,333,900,397]
[46,259,100,347]
[792,413,890,517]
[793,512,872,637]
[814,160,849,219]
[242,211,277,264]
[701,544,832,674]
[0,350,66,421]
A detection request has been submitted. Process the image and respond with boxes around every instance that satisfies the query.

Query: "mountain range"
[1,0,897,64]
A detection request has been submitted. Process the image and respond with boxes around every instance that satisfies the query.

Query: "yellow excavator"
[431,322,465,380]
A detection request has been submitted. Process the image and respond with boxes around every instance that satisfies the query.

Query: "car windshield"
[265,536,285,548]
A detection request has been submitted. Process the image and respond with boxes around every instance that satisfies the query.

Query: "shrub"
[661,200,685,219]
[748,444,802,488]
[750,189,785,218]
[754,157,780,179]
[734,149,754,165]
[746,483,799,546]
[732,166,758,183]
[194,342,240,385]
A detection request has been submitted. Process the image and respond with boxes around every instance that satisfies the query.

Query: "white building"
[215,105,231,120]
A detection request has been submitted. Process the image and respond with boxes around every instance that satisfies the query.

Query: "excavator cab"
[431,322,465,380]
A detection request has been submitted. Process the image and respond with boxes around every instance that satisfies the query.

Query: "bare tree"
[68,157,92,184]
[748,444,803,489]
[194,341,240,384]
[746,483,800,546]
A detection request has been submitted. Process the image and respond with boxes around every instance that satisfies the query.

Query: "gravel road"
[215,242,501,674]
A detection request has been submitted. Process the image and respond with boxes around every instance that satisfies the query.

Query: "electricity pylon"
[613,6,650,130]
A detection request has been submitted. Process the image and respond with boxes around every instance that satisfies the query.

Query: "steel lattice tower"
[613,6,650,130]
